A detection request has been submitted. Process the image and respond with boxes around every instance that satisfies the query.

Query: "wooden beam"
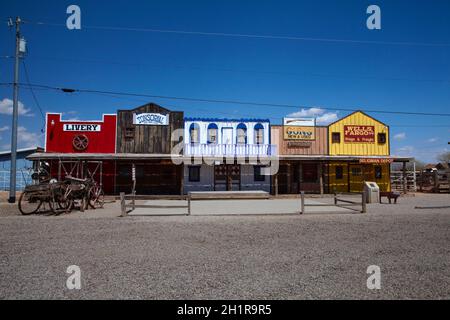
[319,163,324,195]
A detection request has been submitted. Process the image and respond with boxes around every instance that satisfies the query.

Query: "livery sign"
[63,124,101,132]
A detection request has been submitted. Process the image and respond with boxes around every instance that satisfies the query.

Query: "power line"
[4,82,449,126]
[26,20,450,47]
[28,55,450,84]
[5,82,450,117]
[21,60,45,124]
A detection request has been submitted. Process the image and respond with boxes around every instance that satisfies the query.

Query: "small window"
[207,123,218,144]
[375,166,382,179]
[254,123,264,145]
[237,123,247,144]
[351,167,362,176]
[188,166,200,182]
[189,123,200,144]
[332,132,341,143]
[125,127,135,139]
[254,166,265,182]
[335,166,343,180]
[378,133,387,144]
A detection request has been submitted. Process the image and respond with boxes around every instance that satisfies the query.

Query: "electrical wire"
[26,20,450,47]
[21,61,46,127]
[12,82,450,117]
[27,55,450,84]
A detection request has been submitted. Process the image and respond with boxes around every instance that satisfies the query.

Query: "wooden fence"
[299,191,367,214]
[120,192,190,216]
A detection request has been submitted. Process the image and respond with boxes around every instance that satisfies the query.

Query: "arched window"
[189,123,200,144]
[207,123,218,144]
[254,123,264,145]
[236,123,247,144]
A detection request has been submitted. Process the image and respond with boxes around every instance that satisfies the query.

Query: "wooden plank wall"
[271,125,328,155]
[116,103,184,154]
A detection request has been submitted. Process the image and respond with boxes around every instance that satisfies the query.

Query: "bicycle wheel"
[18,191,42,215]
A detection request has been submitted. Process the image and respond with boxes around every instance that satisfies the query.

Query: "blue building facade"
[183,118,275,193]
[0,148,42,191]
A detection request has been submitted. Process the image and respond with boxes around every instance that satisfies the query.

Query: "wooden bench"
[380,191,400,204]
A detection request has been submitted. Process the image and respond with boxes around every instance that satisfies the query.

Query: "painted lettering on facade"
[359,158,393,164]
[133,113,169,126]
[63,124,101,132]
[344,125,375,143]
[284,126,315,140]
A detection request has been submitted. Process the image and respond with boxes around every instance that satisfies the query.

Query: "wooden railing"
[120,192,190,216]
[299,191,367,214]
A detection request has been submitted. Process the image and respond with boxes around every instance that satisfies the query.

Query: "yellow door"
[349,165,364,192]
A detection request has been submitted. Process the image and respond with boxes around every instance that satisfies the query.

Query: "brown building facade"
[271,125,329,194]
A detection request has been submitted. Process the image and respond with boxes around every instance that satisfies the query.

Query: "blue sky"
[0,0,449,162]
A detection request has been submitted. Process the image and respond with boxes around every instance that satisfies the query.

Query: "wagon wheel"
[73,134,89,151]
[88,185,105,209]
[18,191,42,215]
[56,184,74,213]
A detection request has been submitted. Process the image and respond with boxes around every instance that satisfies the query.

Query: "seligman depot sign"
[344,125,375,143]
[133,113,169,126]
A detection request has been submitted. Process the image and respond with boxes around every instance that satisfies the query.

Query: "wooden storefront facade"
[115,103,184,195]
[30,106,410,196]
[271,125,329,194]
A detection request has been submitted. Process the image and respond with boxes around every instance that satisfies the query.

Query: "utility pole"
[8,17,23,203]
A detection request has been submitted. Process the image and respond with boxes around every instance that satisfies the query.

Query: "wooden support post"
[361,191,367,213]
[319,163,324,196]
[298,163,302,194]
[274,173,279,197]
[300,191,305,214]
[187,193,191,216]
[434,170,439,192]
[132,190,136,211]
[334,193,337,205]
[286,163,292,194]
[120,192,127,217]
[402,161,407,194]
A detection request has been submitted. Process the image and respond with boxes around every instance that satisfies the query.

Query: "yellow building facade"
[327,111,391,192]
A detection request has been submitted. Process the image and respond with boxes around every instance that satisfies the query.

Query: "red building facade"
[45,113,117,153]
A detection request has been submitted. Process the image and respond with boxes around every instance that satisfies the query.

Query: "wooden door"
[349,165,364,192]
[214,164,240,191]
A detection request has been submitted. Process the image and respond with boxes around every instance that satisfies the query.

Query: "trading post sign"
[344,125,375,143]
[284,126,315,140]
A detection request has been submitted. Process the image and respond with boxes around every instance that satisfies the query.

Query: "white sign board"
[63,124,101,132]
[133,113,169,126]
[283,117,315,127]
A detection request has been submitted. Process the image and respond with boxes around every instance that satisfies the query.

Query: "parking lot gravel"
[0,193,449,299]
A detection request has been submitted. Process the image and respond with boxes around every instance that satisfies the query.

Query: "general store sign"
[344,125,375,143]
[63,124,101,132]
[133,113,169,126]
[284,126,315,140]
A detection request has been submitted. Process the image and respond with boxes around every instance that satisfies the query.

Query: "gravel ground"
[0,193,449,299]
